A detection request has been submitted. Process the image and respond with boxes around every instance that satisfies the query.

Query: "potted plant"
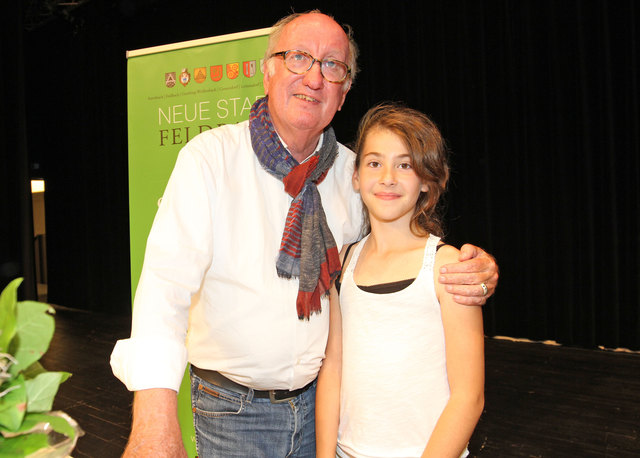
[0,278,82,456]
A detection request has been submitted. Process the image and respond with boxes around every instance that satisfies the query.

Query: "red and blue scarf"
[249,97,340,319]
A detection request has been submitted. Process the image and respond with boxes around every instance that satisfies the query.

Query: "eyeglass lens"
[283,51,348,83]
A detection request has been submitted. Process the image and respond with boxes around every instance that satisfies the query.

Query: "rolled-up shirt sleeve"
[110,336,188,392]
[110,136,216,392]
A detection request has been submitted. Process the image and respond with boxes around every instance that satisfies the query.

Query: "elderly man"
[111,10,498,458]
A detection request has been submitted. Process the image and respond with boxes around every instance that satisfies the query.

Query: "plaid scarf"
[249,97,340,319]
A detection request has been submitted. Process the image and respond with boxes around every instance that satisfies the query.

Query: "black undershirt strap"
[335,242,449,295]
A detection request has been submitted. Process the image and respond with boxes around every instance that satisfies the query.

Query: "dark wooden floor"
[41,307,639,457]
[41,307,134,458]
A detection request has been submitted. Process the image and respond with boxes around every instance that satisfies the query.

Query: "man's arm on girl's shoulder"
[423,245,485,458]
[439,243,499,306]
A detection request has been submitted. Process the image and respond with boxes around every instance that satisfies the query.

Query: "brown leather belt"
[192,366,314,404]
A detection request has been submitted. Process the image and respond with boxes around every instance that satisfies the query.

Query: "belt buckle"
[269,390,292,404]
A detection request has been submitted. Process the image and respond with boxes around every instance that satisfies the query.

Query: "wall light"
[31,180,45,193]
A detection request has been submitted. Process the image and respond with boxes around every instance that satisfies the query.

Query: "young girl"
[316,103,485,458]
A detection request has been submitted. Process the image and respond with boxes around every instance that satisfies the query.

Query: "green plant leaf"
[0,431,49,456]
[0,374,27,432]
[24,372,70,413]
[21,361,46,380]
[43,413,77,441]
[8,300,55,376]
[11,412,77,441]
[0,278,22,353]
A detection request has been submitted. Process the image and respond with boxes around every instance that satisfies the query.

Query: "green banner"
[126,28,270,456]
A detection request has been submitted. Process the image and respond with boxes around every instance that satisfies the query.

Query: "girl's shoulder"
[434,242,460,271]
[339,240,361,273]
[433,242,460,300]
[335,240,362,293]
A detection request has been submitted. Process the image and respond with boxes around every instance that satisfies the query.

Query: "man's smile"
[294,93,320,103]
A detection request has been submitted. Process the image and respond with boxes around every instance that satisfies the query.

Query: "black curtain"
[24,3,131,313]
[20,0,639,349]
[1,0,36,300]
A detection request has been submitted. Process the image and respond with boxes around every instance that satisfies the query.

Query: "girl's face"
[353,128,428,228]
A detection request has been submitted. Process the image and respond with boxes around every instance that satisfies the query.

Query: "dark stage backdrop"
[13,0,639,350]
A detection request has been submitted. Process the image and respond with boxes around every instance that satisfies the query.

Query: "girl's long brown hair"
[354,102,450,237]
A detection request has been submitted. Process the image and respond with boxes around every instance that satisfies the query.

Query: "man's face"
[263,13,351,144]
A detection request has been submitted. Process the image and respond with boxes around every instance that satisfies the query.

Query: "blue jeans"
[190,369,316,457]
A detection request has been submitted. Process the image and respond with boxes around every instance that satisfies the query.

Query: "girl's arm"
[315,282,343,457]
[422,244,485,458]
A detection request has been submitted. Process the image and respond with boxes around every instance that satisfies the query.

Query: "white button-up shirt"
[110,120,362,392]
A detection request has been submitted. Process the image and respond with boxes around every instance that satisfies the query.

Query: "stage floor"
[42,307,640,457]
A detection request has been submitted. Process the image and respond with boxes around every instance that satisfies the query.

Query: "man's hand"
[439,244,499,306]
[123,388,187,458]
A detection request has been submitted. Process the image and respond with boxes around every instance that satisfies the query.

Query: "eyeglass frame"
[270,50,352,84]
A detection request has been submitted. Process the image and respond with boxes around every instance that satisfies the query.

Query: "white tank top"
[337,234,468,458]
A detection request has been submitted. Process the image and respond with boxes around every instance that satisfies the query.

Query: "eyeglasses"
[271,50,351,84]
